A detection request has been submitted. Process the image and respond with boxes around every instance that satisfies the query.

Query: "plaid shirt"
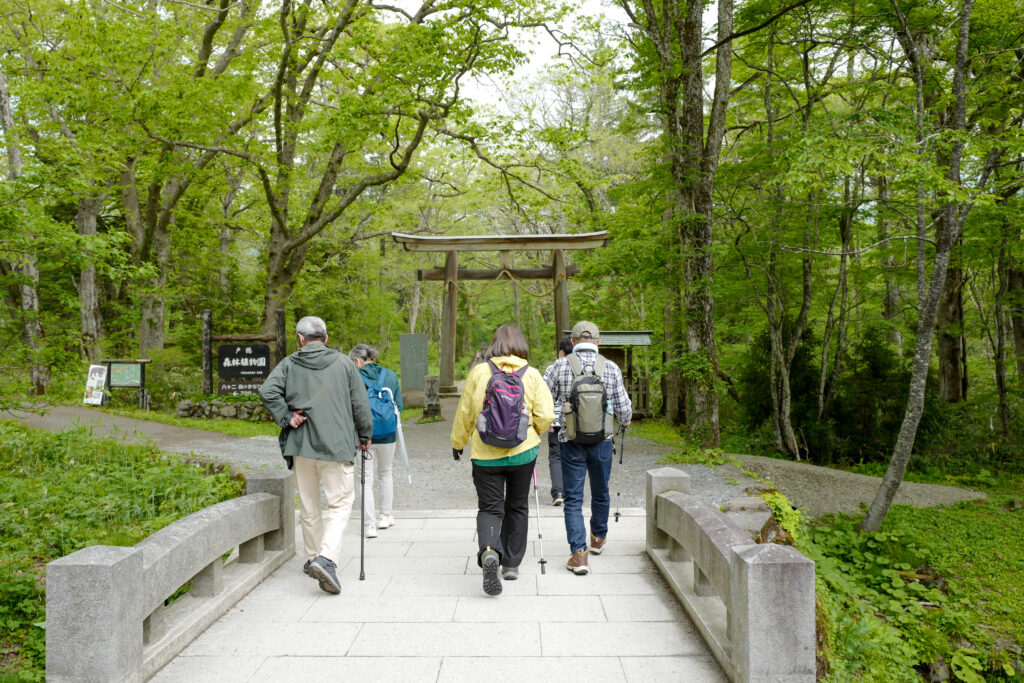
[546,343,632,442]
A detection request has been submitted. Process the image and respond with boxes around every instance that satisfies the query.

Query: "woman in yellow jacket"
[451,325,554,596]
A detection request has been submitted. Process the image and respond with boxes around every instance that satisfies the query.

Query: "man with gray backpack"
[546,321,632,575]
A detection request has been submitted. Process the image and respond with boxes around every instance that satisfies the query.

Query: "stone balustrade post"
[645,467,691,553]
[246,471,295,553]
[46,546,144,682]
[729,543,817,682]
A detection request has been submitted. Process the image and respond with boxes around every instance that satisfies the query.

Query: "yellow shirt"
[451,355,555,461]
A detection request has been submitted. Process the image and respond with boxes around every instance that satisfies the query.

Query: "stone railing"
[645,467,816,683]
[46,471,294,682]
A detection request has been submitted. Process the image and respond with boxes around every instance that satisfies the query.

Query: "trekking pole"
[614,425,626,523]
[359,443,372,580]
[531,466,547,574]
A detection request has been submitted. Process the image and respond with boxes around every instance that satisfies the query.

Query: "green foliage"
[798,498,1024,681]
[635,419,732,467]
[101,408,278,438]
[0,422,244,679]
[736,322,947,466]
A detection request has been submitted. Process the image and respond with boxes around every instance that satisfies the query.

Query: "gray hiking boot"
[501,566,519,581]
[309,555,341,594]
[481,548,502,596]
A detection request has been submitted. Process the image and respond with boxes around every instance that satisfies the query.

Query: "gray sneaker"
[501,566,519,581]
[303,559,313,576]
[481,548,502,596]
[309,555,341,594]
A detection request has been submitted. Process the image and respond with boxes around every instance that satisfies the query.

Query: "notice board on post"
[108,362,142,387]
[217,344,271,395]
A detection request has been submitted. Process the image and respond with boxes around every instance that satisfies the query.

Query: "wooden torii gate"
[392,232,610,392]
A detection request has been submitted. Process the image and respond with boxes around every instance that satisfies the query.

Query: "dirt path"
[6,402,983,517]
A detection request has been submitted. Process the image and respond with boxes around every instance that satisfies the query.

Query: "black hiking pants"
[472,458,534,569]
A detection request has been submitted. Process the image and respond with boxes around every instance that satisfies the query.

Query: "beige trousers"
[293,456,354,564]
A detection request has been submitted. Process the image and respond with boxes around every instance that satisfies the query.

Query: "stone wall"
[176,399,272,421]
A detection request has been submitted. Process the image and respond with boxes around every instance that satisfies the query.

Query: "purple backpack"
[475,360,531,448]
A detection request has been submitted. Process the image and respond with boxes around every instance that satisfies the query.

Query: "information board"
[218,344,271,379]
[109,363,141,387]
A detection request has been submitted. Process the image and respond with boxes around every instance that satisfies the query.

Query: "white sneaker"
[364,525,378,538]
[377,515,394,529]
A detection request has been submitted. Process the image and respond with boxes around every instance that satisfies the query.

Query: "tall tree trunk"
[818,187,854,419]
[662,246,686,425]
[994,244,1011,435]
[936,244,967,402]
[409,279,421,333]
[877,176,903,349]
[1007,266,1024,380]
[861,0,987,532]
[76,195,105,361]
[1,65,48,394]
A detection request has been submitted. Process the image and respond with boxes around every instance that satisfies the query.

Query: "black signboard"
[217,344,271,379]
[218,380,264,396]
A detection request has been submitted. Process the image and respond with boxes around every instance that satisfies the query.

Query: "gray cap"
[571,321,600,340]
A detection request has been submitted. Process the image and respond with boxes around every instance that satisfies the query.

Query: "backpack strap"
[593,355,606,379]
[567,353,584,378]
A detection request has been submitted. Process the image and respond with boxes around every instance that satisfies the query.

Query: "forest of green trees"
[2,0,1024,679]
[1,0,1022,517]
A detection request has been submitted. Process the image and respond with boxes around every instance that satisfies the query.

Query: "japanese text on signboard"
[217,344,271,379]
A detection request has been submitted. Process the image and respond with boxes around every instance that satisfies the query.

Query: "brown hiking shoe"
[566,549,590,575]
[589,533,606,555]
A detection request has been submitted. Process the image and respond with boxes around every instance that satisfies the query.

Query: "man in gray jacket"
[260,316,373,594]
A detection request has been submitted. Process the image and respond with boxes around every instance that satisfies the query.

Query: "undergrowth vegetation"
[643,417,1024,681]
[0,422,244,681]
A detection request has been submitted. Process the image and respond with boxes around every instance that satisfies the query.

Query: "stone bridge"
[46,468,816,682]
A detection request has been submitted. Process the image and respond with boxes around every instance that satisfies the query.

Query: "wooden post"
[202,309,212,395]
[274,309,286,366]
[553,249,569,347]
[440,250,458,392]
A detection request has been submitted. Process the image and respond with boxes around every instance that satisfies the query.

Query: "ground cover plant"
[644,417,1023,681]
[101,406,280,438]
[0,422,244,681]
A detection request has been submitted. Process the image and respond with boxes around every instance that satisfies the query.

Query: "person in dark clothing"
[542,336,575,505]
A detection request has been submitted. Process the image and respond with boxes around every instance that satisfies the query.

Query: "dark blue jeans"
[560,439,613,553]
[547,429,564,498]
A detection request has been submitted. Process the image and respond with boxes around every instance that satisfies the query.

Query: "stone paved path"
[150,509,728,683]
[11,400,983,682]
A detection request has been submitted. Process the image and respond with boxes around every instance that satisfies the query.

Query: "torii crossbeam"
[392,232,610,393]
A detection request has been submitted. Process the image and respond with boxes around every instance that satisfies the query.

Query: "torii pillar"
[393,232,610,394]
